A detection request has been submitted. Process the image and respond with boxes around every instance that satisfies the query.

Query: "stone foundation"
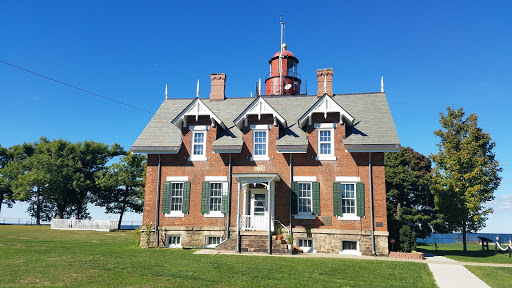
[291,228,389,256]
[143,226,389,256]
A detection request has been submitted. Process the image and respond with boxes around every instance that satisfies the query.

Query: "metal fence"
[418,233,512,244]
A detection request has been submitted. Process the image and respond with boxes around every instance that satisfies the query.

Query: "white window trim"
[166,176,189,181]
[315,124,336,161]
[165,235,182,248]
[190,130,207,161]
[206,236,222,248]
[293,176,317,182]
[339,240,362,256]
[337,182,360,221]
[335,176,360,182]
[251,127,270,161]
[204,182,227,218]
[165,181,185,218]
[296,182,315,219]
[205,176,228,182]
[298,238,316,253]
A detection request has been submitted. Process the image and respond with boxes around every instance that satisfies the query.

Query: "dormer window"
[250,124,270,161]
[315,123,336,161]
[190,126,208,161]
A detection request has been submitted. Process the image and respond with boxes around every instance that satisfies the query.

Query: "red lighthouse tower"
[264,18,301,95]
[264,43,301,95]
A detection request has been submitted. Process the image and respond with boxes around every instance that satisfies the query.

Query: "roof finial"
[165,84,168,99]
[196,79,200,98]
[324,74,327,94]
[381,76,384,93]
[259,78,262,96]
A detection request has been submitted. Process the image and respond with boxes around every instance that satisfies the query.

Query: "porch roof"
[232,173,281,183]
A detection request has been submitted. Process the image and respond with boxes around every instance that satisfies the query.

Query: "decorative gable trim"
[234,96,286,129]
[171,98,226,129]
[298,94,354,128]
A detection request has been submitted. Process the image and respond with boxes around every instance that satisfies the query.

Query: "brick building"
[131,43,400,256]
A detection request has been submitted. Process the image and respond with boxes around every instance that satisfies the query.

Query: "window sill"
[204,212,224,218]
[165,212,185,218]
[337,215,361,221]
[295,213,316,219]
[189,156,207,161]
[316,155,337,161]
[250,156,270,161]
[300,247,317,253]
[339,250,362,256]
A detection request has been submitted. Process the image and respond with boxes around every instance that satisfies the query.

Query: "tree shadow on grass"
[416,243,501,259]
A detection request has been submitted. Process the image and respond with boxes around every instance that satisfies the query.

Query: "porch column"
[268,180,272,254]
[237,181,241,253]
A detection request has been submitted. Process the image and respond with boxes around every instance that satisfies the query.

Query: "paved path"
[424,253,491,288]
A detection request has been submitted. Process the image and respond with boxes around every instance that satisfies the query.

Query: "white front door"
[250,190,267,229]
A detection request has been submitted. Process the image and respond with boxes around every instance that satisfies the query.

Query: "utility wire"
[0,60,169,119]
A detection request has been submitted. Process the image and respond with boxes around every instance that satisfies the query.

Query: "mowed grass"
[417,243,512,264]
[465,266,512,288]
[0,226,436,288]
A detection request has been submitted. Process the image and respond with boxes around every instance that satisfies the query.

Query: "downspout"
[289,154,293,240]
[369,152,375,255]
[154,154,161,247]
[236,181,241,253]
[226,153,232,239]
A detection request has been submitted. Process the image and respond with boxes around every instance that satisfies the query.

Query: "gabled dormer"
[171,97,226,130]
[298,94,354,128]
[234,96,287,129]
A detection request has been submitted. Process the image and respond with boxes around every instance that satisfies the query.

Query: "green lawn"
[0,226,436,287]
[466,266,512,288]
[416,243,512,264]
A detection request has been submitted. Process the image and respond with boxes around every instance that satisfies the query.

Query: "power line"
[0,60,167,118]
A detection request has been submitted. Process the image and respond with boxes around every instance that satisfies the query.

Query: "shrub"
[399,225,417,252]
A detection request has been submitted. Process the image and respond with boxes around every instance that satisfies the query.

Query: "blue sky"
[1,1,511,232]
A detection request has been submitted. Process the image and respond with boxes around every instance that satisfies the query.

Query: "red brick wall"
[142,112,388,234]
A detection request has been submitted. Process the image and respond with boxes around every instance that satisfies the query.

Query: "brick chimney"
[210,73,226,101]
[317,68,333,96]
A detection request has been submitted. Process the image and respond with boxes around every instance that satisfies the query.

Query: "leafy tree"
[95,152,146,229]
[430,107,502,252]
[0,143,34,216]
[386,147,439,251]
[13,138,124,220]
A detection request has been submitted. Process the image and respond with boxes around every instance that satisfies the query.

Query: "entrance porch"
[233,173,281,254]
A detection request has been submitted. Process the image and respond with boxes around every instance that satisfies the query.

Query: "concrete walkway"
[424,253,491,288]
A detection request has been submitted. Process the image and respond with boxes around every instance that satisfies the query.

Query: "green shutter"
[161,182,170,214]
[312,182,321,215]
[333,182,341,217]
[201,182,209,214]
[182,182,191,214]
[291,181,298,215]
[221,182,229,214]
[356,182,365,217]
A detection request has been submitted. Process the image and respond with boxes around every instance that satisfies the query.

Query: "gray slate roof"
[131,93,400,152]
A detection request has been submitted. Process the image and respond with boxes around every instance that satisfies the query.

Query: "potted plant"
[276,225,283,240]
[286,233,294,250]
